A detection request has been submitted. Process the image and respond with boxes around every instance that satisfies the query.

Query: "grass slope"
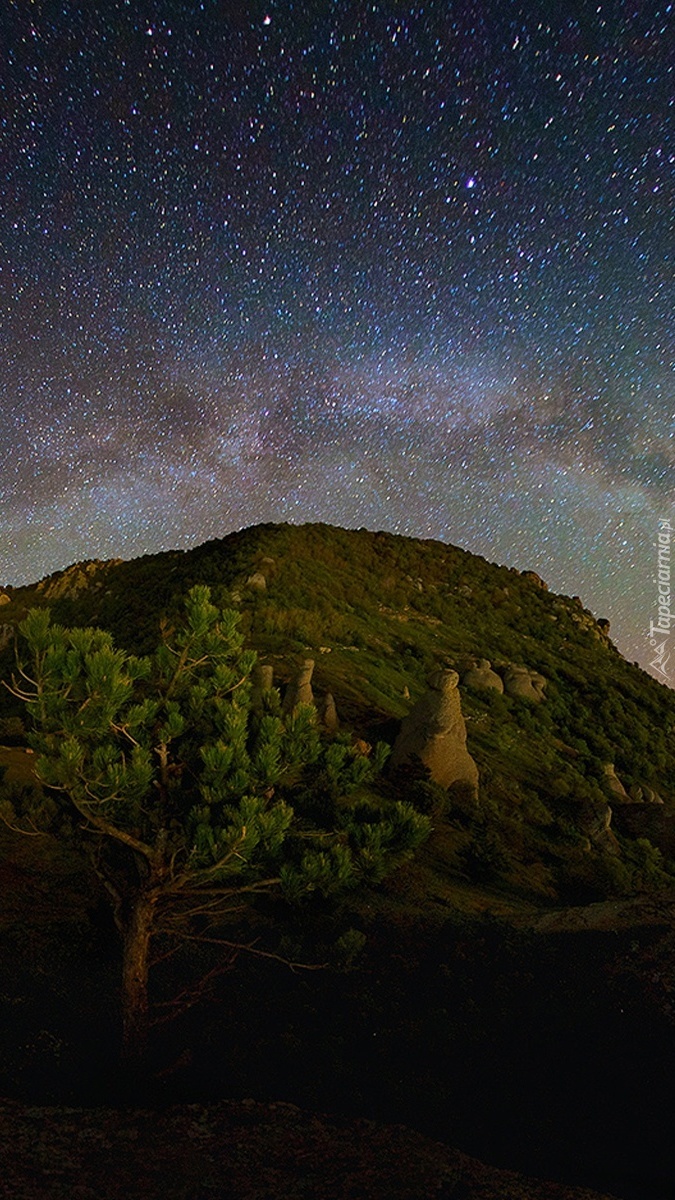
[2,521,674,907]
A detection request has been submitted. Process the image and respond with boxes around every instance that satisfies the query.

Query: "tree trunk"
[121,893,155,1066]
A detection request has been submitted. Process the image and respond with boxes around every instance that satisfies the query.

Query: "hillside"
[2,521,675,908]
[3,523,675,1199]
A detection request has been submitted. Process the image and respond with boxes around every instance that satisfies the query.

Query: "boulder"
[352,739,372,757]
[390,669,479,795]
[318,692,339,734]
[461,659,504,693]
[521,570,548,590]
[628,783,664,805]
[246,572,267,591]
[602,763,632,802]
[642,785,664,805]
[0,593,10,606]
[282,659,315,713]
[253,664,274,693]
[502,664,547,702]
[576,797,621,855]
[0,624,14,652]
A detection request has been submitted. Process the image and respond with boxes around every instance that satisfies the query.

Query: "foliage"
[3,585,430,1060]
[2,520,675,909]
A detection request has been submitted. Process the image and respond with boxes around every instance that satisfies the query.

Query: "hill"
[2,521,675,908]
[3,523,675,1199]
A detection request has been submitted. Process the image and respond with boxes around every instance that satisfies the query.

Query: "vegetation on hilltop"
[2,522,674,908]
[2,524,675,1197]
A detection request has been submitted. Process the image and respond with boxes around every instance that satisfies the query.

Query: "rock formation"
[246,572,267,590]
[461,659,504,693]
[632,784,664,804]
[502,664,547,702]
[521,570,548,590]
[252,664,274,703]
[35,559,121,601]
[282,659,315,713]
[569,608,612,642]
[601,766,665,806]
[390,669,479,795]
[576,797,620,855]
[318,692,339,733]
[602,763,631,801]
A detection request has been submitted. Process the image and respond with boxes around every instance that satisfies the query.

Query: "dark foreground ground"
[0,1097,622,1200]
[1,778,675,1200]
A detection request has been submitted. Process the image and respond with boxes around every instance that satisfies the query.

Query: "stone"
[0,624,14,651]
[602,763,632,802]
[282,659,315,713]
[630,783,664,805]
[502,664,547,702]
[390,668,479,795]
[246,572,267,590]
[318,692,339,733]
[0,593,10,606]
[521,570,548,590]
[643,785,664,804]
[253,664,274,692]
[576,797,621,855]
[461,659,504,693]
[352,739,372,757]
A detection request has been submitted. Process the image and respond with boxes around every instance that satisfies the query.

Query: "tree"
[2,586,429,1063]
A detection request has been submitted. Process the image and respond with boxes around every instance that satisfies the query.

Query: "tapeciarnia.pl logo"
[648,518,672,683]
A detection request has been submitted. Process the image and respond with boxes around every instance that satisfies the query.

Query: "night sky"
[0,1,672,677]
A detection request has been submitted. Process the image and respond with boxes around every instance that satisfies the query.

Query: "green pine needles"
[3,585,429,1062]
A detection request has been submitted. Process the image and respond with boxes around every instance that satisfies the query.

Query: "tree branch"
[0,810,48,838]
[150,962,238,1026]
[162,876,282,899]
[66,799,156,862]
[168,931,328,972]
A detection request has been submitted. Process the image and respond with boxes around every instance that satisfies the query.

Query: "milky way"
[0,1,672,677]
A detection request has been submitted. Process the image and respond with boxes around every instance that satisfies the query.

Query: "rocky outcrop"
[502,664,547,702]
[246,572,267,590]
[252,664,275,704]
[0,592,10,606]
[461,659,504,693]
[36,559,121,601]
[318,692,339,733]
[576,797,620,855]
[245,558,276,592]
[521,570,548,590]
[602,763,630,801]
[629,784,664,804]
[282,660,315,713]
[390,669,479,795]
[0,624,14,652]
[569,608,612,642]
[602,765,664,805]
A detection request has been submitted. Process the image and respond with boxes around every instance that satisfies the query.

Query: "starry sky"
[0,0,673,677]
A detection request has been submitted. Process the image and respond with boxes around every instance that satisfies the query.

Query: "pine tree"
[2,586,429,1063]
